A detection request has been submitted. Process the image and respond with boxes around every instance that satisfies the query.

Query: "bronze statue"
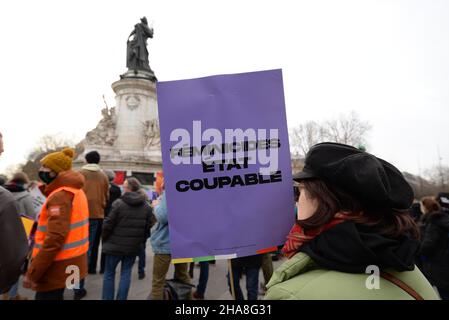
[126,17,154,72]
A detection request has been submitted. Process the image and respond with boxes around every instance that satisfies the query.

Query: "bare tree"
[289,111,371,157]
[322,111,371,147]
[27,134,76,162]
[289,121,325,156]
[403,171,440,198]
[20,133,76,180]
[424,165,449,192]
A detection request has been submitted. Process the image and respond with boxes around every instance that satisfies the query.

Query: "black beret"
[293,142,414,210]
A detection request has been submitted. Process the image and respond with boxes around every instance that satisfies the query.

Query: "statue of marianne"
[126,17,154,72]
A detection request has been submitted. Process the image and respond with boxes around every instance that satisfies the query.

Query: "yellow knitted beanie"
[40,148,75,173]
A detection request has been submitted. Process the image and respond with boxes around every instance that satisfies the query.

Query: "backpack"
[163,279,195,300]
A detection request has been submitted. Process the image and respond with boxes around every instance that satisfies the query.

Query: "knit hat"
[40,148,75,173]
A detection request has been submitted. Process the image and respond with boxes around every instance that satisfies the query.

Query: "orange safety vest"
[32,186,89,261]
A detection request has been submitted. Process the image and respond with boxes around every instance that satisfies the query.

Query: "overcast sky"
[0,0,448,176]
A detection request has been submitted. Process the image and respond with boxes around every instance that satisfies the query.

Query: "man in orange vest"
[23,148,89,300]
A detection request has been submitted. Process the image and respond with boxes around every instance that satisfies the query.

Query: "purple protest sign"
[156,69,294,262]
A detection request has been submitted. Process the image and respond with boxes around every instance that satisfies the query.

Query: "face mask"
[38,171,56,184]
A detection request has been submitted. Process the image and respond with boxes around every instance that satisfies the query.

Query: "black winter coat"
[419,212,449,289]
[102,191,155,256]
[0,187,28,293]
[104,183,122,217]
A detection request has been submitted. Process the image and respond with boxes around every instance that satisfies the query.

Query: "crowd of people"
[1,131,449,300]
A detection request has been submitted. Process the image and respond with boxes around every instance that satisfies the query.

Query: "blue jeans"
[88,219,102,264]
[88,219,103,272]
[138,243,146,275]
[102,254,136,300]
[227,266,260,300]
[196,262,209,296]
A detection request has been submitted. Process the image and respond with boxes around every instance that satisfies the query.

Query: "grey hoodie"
[12,191,38,220]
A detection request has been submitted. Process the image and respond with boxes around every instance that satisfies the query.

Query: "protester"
[228,254,263,300]
[436,192,449,213]
[136,186,152,280]
[137,241,147,280]
[0,132,29,295]
[4,172,39,220]
[23,147,89,300]
[2,172,39,300]
[188,262,195,279]
[154,171,163,196]
[82,151,110,273]
[192,261,210,300]
[101,178,154,300]
[150,173,192,300]
[260,253,273,294]
[418,196,449,300]
[412,200,425,271]
[74,150,109,299]
[99,170,122,274]
[265,142,439,300]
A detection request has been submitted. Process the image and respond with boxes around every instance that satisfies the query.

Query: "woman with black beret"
[265,142,438,300]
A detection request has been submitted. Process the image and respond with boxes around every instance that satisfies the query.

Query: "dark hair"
[421,196,441,214]
[293,185,300,202]
[11,172,30,185]
[125,177,141,192]
[105,170,115,182]
[85,151,101,164]
[298,179,419,239]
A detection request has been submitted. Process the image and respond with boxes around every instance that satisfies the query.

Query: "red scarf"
[282,213,348,259]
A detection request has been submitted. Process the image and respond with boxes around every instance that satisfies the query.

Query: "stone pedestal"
[74,70,162,184]
[112,75,158,157]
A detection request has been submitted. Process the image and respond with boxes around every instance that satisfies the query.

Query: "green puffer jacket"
[265,252,439,300]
